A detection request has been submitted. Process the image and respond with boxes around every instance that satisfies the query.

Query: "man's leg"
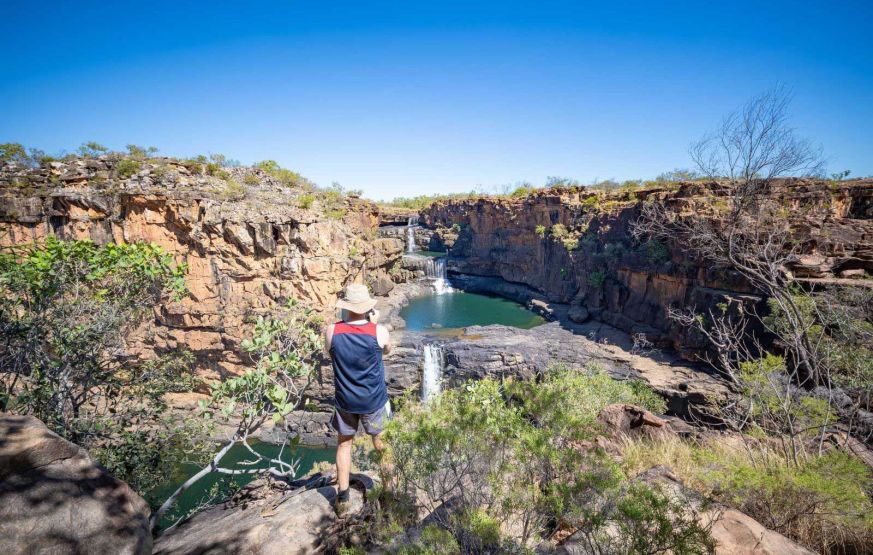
[336,433,355,495]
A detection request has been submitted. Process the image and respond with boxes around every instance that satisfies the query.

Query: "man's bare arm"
[323,323,334,356]
[376,324,392,355]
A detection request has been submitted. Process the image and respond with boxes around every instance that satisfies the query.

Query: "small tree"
[0,238,202,491]
[151,299,325,530]
[632,87,872,447]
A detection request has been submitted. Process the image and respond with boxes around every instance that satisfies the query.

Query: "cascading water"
[426,256,453,295]
[406,216,419,253]
[421,343,445,401]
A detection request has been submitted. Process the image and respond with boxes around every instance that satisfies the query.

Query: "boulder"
[596,403,677,441]
[154,474,372,555]
[0,414,152,555]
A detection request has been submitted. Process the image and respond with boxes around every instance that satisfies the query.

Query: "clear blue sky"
[2,1,871,200]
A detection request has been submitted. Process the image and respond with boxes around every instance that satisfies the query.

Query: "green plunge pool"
[148,441,334,531]
[400,291,545,332]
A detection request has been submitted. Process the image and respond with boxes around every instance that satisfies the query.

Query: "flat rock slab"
[154,480,365,555]
[0,414,152,555]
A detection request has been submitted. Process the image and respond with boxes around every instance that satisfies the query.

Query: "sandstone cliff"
[422,179,873,358]
[0,158,405,384]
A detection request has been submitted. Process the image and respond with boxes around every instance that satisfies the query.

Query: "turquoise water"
[148,441,334,530]
[418,250,447,257]
[400,291,545,331]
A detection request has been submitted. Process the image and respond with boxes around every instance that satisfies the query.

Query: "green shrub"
[182,159,203,174]
[581,195,600,209]
[298,194,315,209]
[0,238,200,495]
[550,223,568,238]
[510,183,535,198]
[77,141,109,157]
[385,377,624,549]
[126,144,158,159]
[563,236,579,251]
[382,366,669,549]
[395,525,460,555]
[622,437,873,553]
[0,143,30,165]
[255,159,314,190]
[535,224,546,239]
[646,239,671,264]
[243,173,260,186]
[610,483,716,555]
[116,159,142,179]
[589,270,606,288]
[507,363,665,440]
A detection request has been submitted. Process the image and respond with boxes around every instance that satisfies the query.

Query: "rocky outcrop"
[154,474,372,555]
[596,403,678,442]
[435,322,729,418]
[0,414,152,555]
[0,158,405,387]
[422,179,873,358]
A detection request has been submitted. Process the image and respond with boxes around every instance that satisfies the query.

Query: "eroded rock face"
[0,159,404,385]
[422,179,873,358]
[0,414,152,555]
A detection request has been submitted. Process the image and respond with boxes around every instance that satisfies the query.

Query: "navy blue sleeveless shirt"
[329,321,388,414]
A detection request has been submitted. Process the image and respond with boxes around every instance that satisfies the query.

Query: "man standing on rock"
[324,283,392,514]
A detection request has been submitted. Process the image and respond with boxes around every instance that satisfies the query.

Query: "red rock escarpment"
[0,159,405,385]
[423,179,873,358]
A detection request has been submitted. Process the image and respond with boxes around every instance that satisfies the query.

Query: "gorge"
[1,156,871,554]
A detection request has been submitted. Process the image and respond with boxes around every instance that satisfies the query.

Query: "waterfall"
[427,257,453,295]
[421,343,445,401]
[406,216,419,253]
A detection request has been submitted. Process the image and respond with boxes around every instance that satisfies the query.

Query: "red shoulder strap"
[332,321,377,337]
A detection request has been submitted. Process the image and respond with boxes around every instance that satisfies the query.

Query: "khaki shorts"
[330,402,391,436]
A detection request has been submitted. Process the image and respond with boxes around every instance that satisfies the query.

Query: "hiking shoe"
[334,497,353,516]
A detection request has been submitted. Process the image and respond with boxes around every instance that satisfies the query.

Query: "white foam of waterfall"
[421,343,445,401]
[406,216,419,253]
[427,257,454,295]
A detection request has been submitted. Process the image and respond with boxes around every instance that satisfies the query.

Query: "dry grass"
[620,435,873,554]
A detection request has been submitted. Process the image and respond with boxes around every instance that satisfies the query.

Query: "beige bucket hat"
[336,283,378,314]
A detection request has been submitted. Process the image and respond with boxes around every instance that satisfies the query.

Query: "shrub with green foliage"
[77,141,109,158]
[623,437,873,553]
[126,144,158,159]
[370,365,706,552]
[256,159,315,190]
[646,239,671,264]
[550,223,568,238]
[0,238,203,494]
[116,158,142,178]
[535,224,546,239]
[0,143,53,167]
[152,299,326,529]
[396,525,461,555]
[588,270,606,288]
[298,194,316,209]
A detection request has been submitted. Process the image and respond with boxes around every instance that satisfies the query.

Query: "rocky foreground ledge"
[0,414,152,555]
[1,411,816,555]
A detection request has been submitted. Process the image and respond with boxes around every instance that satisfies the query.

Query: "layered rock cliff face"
[0,158,404,385]
[423,179,873,357]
